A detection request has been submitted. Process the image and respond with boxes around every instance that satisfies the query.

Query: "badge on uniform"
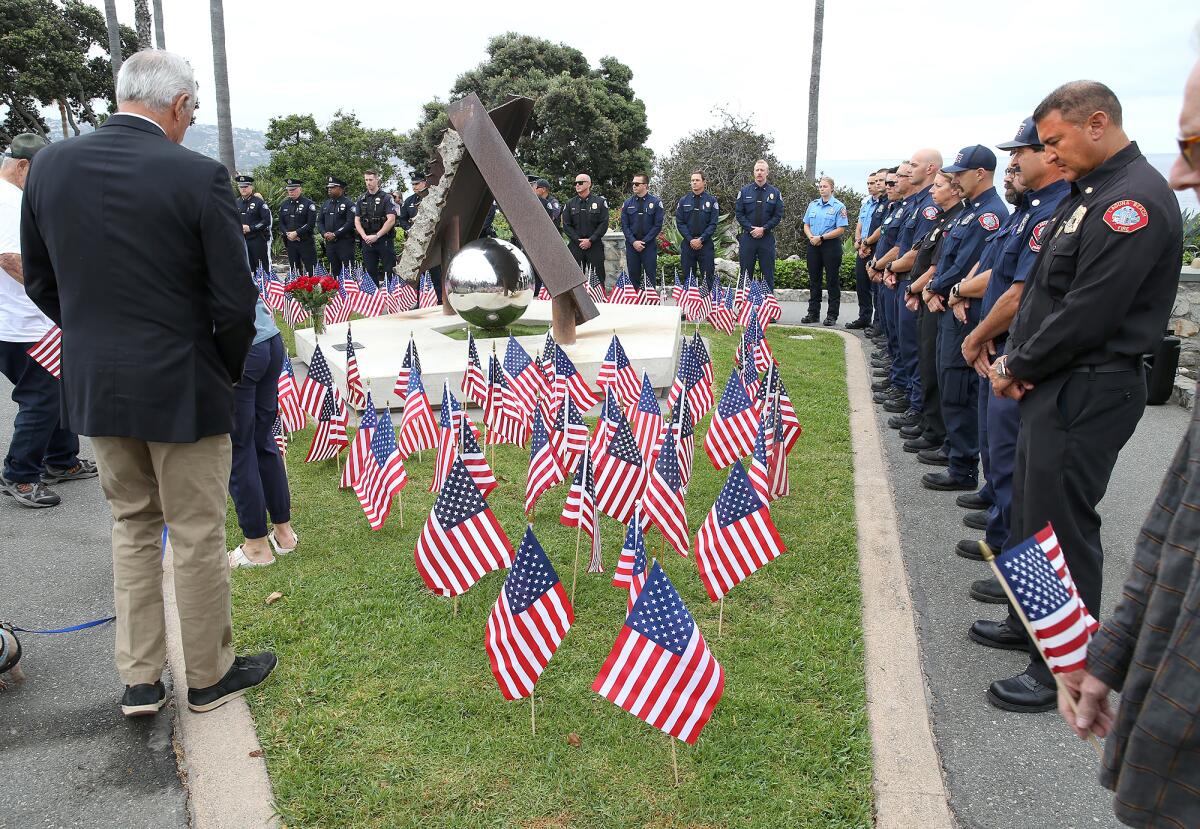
[309,204,316,211]
[961,213,975,226]
[1061,205,1087,235]
[1102,200,1149,234]
[1029,220,1049,252]
[591,202,597,210]
[704,201,710,209]
[922,205,938,220]
[977,213,1000,231]
[1017,215,1029,234]
[768,193,774,200]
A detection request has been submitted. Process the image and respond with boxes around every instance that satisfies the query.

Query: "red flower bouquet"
[284,275,339,334]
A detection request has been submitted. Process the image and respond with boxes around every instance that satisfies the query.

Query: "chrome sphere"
[445,238,534,329]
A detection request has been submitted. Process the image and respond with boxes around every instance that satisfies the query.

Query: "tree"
[208,0,234,175]
[257,111,404,204]
[806,0,824,182]
[103,0,121,87]
[134,0,150,50]
[403,33,651,204]
[655,110,860,258]
[152,0,164,48]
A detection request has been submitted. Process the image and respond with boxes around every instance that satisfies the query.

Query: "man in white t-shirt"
[0,133,96,508]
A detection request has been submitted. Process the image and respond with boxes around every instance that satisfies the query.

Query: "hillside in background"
[47,120,269,172]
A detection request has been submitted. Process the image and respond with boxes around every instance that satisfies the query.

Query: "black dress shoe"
[898,424,925,439]
[917,448,950,466]
[955,539,994,561]
[800,313,819,324]
[187,651,278,713]
[870,358,892,368]
[903,435,939,452]
[970,576,1007,604]
[870,350,887,359]
[888,411,920,429]
[822,316,836,326]
[987,672,1057,713]
[922,471,976,490]
[864,326,878,336]
[955,491,991,510]
[882,398,909,413]
[963,510,989,531]
[121,680,167,717]
[969,619,1028,651]
[871,379,893,392]
[872,368,891,378]
[845,319,868,329]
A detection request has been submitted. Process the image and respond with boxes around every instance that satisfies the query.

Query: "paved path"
[0,387,187,829]
[839,324,1190,829]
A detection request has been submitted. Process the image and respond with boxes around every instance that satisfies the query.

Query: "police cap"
[996,117,1043,151]
[943,145,997,173]
[327,175,346,188]
[235,174,254,185]
[409,170,427,184]
[285,178,303,188]
[534,178,551,190]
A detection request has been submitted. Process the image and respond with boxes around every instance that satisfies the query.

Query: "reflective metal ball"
[445,238,534,329]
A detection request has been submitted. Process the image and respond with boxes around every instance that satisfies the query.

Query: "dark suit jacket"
[21,114,257,443]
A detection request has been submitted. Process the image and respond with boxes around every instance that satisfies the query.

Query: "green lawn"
[228,326,871,829]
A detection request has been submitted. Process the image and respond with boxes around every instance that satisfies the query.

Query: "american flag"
[596,334,642,409]
[704,367,758,469]
[993,527,1099,673]
[277,355,307,433]
[709,280,737,335]
[590,388,620,458]
[1034,524,1098,629]
[418,271,439,309]
[680,271,711,322]
[640,283,661,306]
[695,460,786,601]
[271,413,288,453]
[395,359,438,459]
[344,325,366,410]
[549,387,589,472]
[342,392,376,489]
[392,275,418,313]
[612,502,649,613]
[324,271,352,325]
[299,345,338,419]
[393,338,421,401]
[304,385,349,463]
[591,561,724,745]
[594,404,647,525]
[536,283,551,301]
[691,331,714,395]
[27,326,62,378]
[264,271,288,313]
[740,348,761,401]
[353,404,408,529]
[586,266,607,304]
[538,330,557,388]
[414,455,514,597]
[460,415,497,498]
[753,365,802,454]
[665,338,693,414]
[502,336,545,423]
[741,313,773,373]
[552,346,599,413]
[655,392,696,492]
[485,525,574,700]
[561,443,602,572]
[355,270,388,317]
[342,265,362,305]
[759,286,782,329]
[282,295,310,327]
[748,402,787,503]
[609,271,640,305]
[737,277,764,328]
[462,332,488,406]
[685,335,715,420]
[627,372,664,463]
[432,381,465,492]
[526,408,566,514]
[643,423,690,557]
[485,352,529,446]
[671,269,684,305]
[766,397,791,500]
[734,270,748,310]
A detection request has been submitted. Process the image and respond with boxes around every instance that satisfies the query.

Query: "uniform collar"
[1026,177,1070,205]
[913,184,932,202]
[969,186,1000,209]
[1072,141,1141,200]
[942,200,966,220]
[691,191,706,201]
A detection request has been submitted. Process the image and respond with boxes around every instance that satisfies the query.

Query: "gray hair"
[116,51,198,112]
[1033,80,1122,128]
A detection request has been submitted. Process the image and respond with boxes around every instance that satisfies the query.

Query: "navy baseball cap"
[996,117,1042,151]
[943,145,997,173]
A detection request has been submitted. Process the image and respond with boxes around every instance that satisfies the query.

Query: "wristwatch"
[995,355,1009,378]
[949,283,961,299]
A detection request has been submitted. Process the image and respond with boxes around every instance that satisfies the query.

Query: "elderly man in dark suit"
[20,50,277,717]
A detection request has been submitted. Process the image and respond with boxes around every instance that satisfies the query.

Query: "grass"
[441,322,552,342]
[227,325,871,829]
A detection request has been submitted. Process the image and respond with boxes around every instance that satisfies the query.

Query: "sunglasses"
[574,181,587,186]
[896,173,912,179]
[885,181,897,187]
[1179,134,1200,170]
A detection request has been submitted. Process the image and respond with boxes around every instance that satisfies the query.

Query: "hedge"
[655,253,857,290]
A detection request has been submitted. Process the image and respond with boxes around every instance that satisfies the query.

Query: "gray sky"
[90,0,1197,163]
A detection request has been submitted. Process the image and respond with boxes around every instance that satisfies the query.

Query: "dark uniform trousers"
[324,239,355,278]
[916,305,946,444]
[361,237,395,283]
[1008,365,1146,686]
[739,233,777,291]
[893,281,920,411]
[228,333,291,540]
[679,242,714,285]
[286,239,316,275]
[936,306,981,482]
[805,240,842,318]
[0,340,80,483]
[245,237,270,273]
[981,358,1019,551]
[625,245,657,291]
[570,242,606,284]
[853,254,874,324]
[878,283,898,369]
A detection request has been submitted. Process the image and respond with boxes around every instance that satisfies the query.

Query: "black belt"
[1071,355,1142,374]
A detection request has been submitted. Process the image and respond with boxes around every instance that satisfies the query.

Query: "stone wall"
[1170,270,1199,408]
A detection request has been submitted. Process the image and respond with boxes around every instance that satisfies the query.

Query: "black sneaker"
[41,459,99,484]
[800,314,819,324]
[121,680,167,717]
[1,476,61,508]
[187,652,278,713]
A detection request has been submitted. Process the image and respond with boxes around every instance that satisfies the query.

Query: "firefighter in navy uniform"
[318,175,356,277]
[977,82,1182,713]
[353,169,397,283]
[675,170,720,291]
[735,159,784,290]
[235,174,271,272]
[619,172,664,291]
[563,173,609,284]
[278,178,317,274]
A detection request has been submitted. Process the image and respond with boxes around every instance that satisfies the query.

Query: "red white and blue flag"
[526,407,566,514]
[344,325,366,409]
[342,392,376,489]
[277,355,307,433]
[561,443,603,573]
[695,460,786,601]
[353,404,408,530]
[644,424,690,558]
[304,385,349,463]
[299,345,338,419]
[418,271,439,309]
[27,326,62,378]
[395,358,438,459]
[503,335,547,423]
[597,334,642,410]
[462,332,488,407]
[609,270,640,305]
[709,280,737,335]
[552,346,599,414]
[753,364,802,454]
[355,270,388,317]
[704,367,758,469]
[627,372,664,463]
[594,404,648,525]
[393,338,421,402]
[612,502,649,613]
[550,388,589,473]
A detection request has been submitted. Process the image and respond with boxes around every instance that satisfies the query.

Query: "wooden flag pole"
[670,738,680,787]
[570,522,583,605]
[530,693,536,736]
[981,546,1103,759]
[718,597,724,637]
[452,595,459,618]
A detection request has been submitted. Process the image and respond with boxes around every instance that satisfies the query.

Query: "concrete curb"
[162,542,280,828]
[826,327,956,828]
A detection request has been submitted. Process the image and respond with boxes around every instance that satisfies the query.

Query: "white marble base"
[293,300,684,411]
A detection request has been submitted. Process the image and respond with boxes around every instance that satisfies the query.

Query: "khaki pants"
[92,434,235,688]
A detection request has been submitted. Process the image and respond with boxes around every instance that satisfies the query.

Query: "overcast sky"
[88,0,1197,165]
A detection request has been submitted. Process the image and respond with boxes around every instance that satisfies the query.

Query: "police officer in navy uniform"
[563,172,609,284]
[318,175,356,277]
[619,172,663,291]
[479,200,499,239]
[353,169,397,283]
[396,170,443,293]
[976,83,1182,712]
[533,178,562,231]
[278,178,317,274]
[735,159,784,290]
[235,174,271,272]
[674,170,719,291]
[802,175,850,325]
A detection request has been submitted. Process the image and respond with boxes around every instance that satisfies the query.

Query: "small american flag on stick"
[526,408,565,515]
[27,326,61,378]
[353,405,408,530]
[612,502,649,613]
[704,368,758,469]
[304,386,348,463]
[694,460,786,601]
[341,393,376,489]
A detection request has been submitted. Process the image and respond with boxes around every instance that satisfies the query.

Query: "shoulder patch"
[1028,220,1049,253]
[977,213,1000,231]
[1102,200,1148,233]
[922,205,938,220]
[839,206,848,219]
